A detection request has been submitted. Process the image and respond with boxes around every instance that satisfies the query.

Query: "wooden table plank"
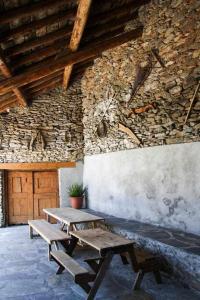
[70,228,134,252]
[43,207,104,226]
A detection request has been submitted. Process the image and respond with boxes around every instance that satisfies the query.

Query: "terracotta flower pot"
[70,196,83,209]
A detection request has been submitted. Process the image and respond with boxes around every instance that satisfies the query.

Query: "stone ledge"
[84,209,200,293]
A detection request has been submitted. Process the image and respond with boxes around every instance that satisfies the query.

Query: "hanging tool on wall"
[118,123,141,146]
[127,102,156,117]
[96,86,116,138]
[184,81,200,124]
[128,55,153,104]
[151,48,166,69]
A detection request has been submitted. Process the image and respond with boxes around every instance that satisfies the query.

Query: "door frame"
[6,169,59,225]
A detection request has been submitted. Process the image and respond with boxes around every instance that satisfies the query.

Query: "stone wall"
[0,171,5,227]
[82,0,200,155]
[0,83,84,162]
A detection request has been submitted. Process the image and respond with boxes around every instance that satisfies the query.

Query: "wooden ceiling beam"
[0,8,76,43]
[88,0,149,27]
[0,0,72,25]
[63,0,93,89]
[0,27,143,95]
[0,51,27,106]
[0,98,19,112]
[13,26,124,71]
[13,40,69,70]
[5,25,73,58]
[25,71,64,90]
[83,11,138,43]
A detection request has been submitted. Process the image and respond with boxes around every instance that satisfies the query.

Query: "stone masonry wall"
[82,0,200,155]
[0,171,5,227]
[0,82,84,162]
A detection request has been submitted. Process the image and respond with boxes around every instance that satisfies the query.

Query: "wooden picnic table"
[51,228,163,299]
[69,228,136,299]
[43,207,105,234]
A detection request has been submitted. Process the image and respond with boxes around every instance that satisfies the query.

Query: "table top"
[43,207,105,225]
[70,228,134,252]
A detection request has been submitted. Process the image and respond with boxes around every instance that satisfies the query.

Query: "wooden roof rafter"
[0,0,72,25]
[0,27,143,95]
[0,49,27,107]
[0,0,151,112]
[62,0,93,89]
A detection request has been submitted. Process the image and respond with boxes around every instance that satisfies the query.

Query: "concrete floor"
[0,226,200,300]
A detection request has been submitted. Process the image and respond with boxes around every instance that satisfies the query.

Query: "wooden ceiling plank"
[63,0,93,89]
[13,40,69,69]
[13,25,123,71]
[0,52,27,106]
[0,8,76,43]
[88,0,150,27]
[0,99,19,112]
[0,27,143,95]
[83,11,138,42]
[0,0,71,25]
[6,25,73,58]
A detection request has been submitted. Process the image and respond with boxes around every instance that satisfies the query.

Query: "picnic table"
[43,207,105,234]
[51,228,142,299]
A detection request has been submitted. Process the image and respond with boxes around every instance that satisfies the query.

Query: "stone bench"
[84,209,200,293]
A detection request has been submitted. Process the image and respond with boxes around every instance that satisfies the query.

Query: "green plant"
[68,183,85,197]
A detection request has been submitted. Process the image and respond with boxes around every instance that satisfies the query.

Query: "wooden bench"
[51,250,96,297]
[28,219,70,260]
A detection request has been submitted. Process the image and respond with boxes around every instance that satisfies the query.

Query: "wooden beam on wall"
[0,162,76,170]
[63,0,93,89]
[0,27,143,95]
[0,51,27,107]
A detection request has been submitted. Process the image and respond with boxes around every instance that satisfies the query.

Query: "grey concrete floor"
[0,225,200,300]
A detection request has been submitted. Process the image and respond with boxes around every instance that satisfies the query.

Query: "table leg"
[48,244,52,261]
[64,236,78,256]
[133,270,145,290]
[46,214,50,223]
[29,226,33,239]
[87,251,113,300]
[67,224,72,235]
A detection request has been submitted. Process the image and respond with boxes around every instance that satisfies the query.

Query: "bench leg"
[56,265,65,275]
[133,270,145,290]
[54,241,59,251]
[48,244,52,261]
[29,226,33,239]
[120,253,129,265]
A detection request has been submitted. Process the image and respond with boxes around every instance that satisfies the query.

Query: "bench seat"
[28,219,70,259]
[51,250,89,282]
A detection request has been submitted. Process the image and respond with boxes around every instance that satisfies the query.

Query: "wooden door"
[8,170,58,224]
[33,171,58,220]
[8,171,33,224]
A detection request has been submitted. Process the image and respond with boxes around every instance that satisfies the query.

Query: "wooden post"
[0,50,27,107]
[63,0,93,89]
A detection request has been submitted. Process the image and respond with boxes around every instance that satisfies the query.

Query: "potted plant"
[68,183,85,209]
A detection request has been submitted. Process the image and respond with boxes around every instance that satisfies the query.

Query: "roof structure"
[0,0,150,112]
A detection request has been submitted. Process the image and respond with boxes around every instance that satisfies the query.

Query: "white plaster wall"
[59,161,83,207]
[83,142,200,236]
